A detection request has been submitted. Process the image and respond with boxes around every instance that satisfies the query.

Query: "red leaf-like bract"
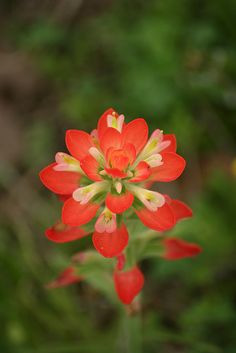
[106,190,134,214]
[122,118,148,155]
[162,134,177,153]
[169,199,193,221]
[114,266,144,304]
[62,198,99,226]
[39,163,80,195]
[45,221,88,243]
[80,155,102,181]
[92,223,129,258]
[135,203,175,231]
[46,267,81,289]
[163,238,202,260]
[66,130,93,161]
[97,107,116,139]
[149,152,186,182]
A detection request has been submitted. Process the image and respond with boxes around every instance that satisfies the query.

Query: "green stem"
[118,300,142,353]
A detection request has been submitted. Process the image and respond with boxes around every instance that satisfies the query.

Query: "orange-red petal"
[57,194,71,202]
[39,163,80,195]
[106,190,134,214]
[45,221,88,243]
[129,161,151,182]
[163,238,202,260]
[123,143,136,165]
[80,155,102,181]
[97,107,117,139]
[66,130,93,161]
[169,199,193,221]
[62,198,99,226]
[92,223,129,258]
[100,127,122,155]
[122,118,148,155]
[135,203,175,231]
[114,266,144,304]
[149,152,186,182]
[162,134,177,153]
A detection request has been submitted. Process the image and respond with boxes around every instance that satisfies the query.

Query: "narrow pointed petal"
[163,238,202,260]
[62,198,99,226]
[66,130,93,161]
[92,223,129,258]
[80,155,102,181]
[169,199,193,221]
[135,203,175,231]
[129,161,151,182]
[100,127,122,155]
[149,152,186,182]
[122,118,148,155]
[106,190,134,214]
[114,266,144,304]
[162,134,177,153]
[39,163,80,194]
[45,221,88,243]
[97,108,117,138]
[46,267,81,289]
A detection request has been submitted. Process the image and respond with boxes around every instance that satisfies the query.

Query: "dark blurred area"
[0,0,236,352]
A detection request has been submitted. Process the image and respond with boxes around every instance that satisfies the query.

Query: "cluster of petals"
[40,108,189,258]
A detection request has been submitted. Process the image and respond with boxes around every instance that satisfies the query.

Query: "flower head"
[39,108,187,257]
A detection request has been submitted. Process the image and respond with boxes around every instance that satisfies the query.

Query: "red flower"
[46,267,81,288]
[162,238,202,260]
[114,266,144,304]
[39,108,187,257]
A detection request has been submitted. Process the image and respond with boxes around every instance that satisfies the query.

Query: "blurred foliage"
[0,0,236,352]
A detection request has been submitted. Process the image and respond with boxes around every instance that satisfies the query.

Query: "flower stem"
[118,299,142,353]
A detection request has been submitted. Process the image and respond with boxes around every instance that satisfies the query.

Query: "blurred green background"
[0,0,236,352]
